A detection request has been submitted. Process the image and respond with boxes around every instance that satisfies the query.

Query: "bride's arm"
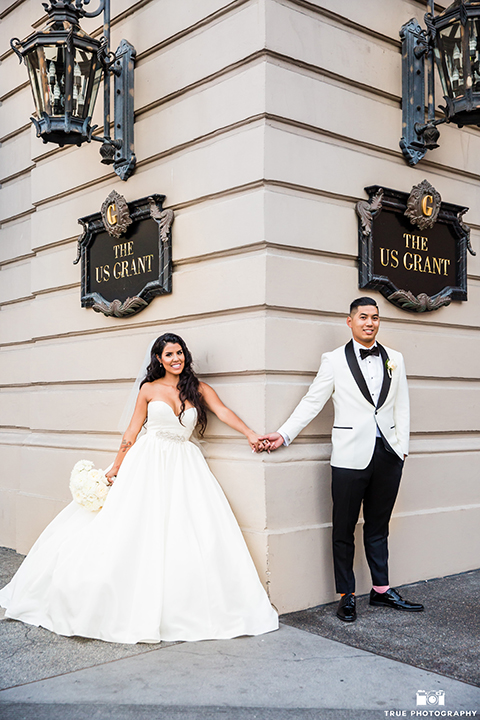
[106,389,148,482]
[199,382,264,453]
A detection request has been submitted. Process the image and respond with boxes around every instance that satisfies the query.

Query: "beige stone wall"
[0,0,479,614]
[259,0,480,610]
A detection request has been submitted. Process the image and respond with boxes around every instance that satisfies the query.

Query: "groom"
[260,297,424,622]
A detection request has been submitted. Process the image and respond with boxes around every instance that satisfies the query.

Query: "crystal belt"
[154,430,187,443]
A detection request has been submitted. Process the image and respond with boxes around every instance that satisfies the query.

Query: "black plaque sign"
[355,180,475,312]
[75,192,174,317]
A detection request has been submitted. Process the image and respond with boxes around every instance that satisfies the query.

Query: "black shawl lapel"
[376,343,392,409]
[344,340,374,406]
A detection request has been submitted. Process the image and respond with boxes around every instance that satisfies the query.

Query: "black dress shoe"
[336,593,357,622]
[369,588,424,612]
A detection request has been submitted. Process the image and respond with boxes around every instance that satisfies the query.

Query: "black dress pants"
[331,438,404,594]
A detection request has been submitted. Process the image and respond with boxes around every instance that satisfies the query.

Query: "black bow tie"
[359,345,380,360]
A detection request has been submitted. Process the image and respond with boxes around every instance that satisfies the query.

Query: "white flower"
[386,359,397,378]
[72,460,94,474]
[96,483,109,500]
[69,460,109,512]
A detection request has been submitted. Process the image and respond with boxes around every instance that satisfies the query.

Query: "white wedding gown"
[0,401,278,644]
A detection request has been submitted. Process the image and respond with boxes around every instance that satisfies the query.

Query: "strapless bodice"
[145,401,197,442]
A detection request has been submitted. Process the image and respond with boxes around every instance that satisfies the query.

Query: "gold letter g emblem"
[421,194,434,217]
[106,203,118,226]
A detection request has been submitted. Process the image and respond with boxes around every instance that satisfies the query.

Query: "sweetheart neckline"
[148,400,196,419]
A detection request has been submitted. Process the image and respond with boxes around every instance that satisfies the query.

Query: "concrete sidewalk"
[282,569,480,687]
[0,548,479,720]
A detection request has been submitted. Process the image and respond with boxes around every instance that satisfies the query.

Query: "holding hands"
[247,432,270,453]
[249,432,284,453]
[257,432,283,452]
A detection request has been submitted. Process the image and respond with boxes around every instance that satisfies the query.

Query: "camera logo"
[416,690,446,706]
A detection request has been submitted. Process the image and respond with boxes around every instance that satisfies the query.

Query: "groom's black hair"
[349,296,379,315]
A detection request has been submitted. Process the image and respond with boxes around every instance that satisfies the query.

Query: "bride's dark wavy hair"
[140,333,207,436]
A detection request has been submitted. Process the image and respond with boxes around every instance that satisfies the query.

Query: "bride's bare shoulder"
[198,381,215,397]
[198,383,222,406]
[138,381,156,402]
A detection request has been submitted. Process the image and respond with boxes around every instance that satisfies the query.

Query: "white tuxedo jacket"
[277,341,410,470]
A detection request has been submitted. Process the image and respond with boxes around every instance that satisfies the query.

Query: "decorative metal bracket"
[400,19,431,165]
[112,40,136,180]
[399,11,446,166]
[90,39,136,180]
[10,37,24,63]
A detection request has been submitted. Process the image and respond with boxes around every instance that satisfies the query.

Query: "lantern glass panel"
[72,48,102,119]
[25,44,67,116]
[468,18,480,92]
[436,22,465,97]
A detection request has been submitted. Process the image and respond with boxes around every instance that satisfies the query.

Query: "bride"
[0,333,278,644]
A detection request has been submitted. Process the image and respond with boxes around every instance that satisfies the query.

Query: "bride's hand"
[105,468,117,485]
[247,433,270,453]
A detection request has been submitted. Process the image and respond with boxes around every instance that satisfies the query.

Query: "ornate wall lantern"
[400,0,480,166]
[10,0,136,180]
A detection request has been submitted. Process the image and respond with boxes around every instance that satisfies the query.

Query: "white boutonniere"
[386,359,396,378]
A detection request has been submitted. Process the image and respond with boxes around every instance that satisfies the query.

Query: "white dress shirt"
[353,339,383,437]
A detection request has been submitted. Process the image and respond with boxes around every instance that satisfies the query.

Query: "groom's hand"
[257,432,284,452]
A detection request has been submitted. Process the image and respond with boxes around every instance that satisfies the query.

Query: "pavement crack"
[0,625,36,665]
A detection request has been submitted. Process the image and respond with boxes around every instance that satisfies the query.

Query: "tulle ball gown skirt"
[0,402,278,644]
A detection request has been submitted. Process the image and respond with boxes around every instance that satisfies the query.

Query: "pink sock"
[372,585,390,594]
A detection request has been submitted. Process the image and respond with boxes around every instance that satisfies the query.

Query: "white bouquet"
[69,460,110,512]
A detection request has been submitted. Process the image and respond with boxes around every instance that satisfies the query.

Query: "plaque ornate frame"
[75,194,174,317]
[355,184,474,313]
